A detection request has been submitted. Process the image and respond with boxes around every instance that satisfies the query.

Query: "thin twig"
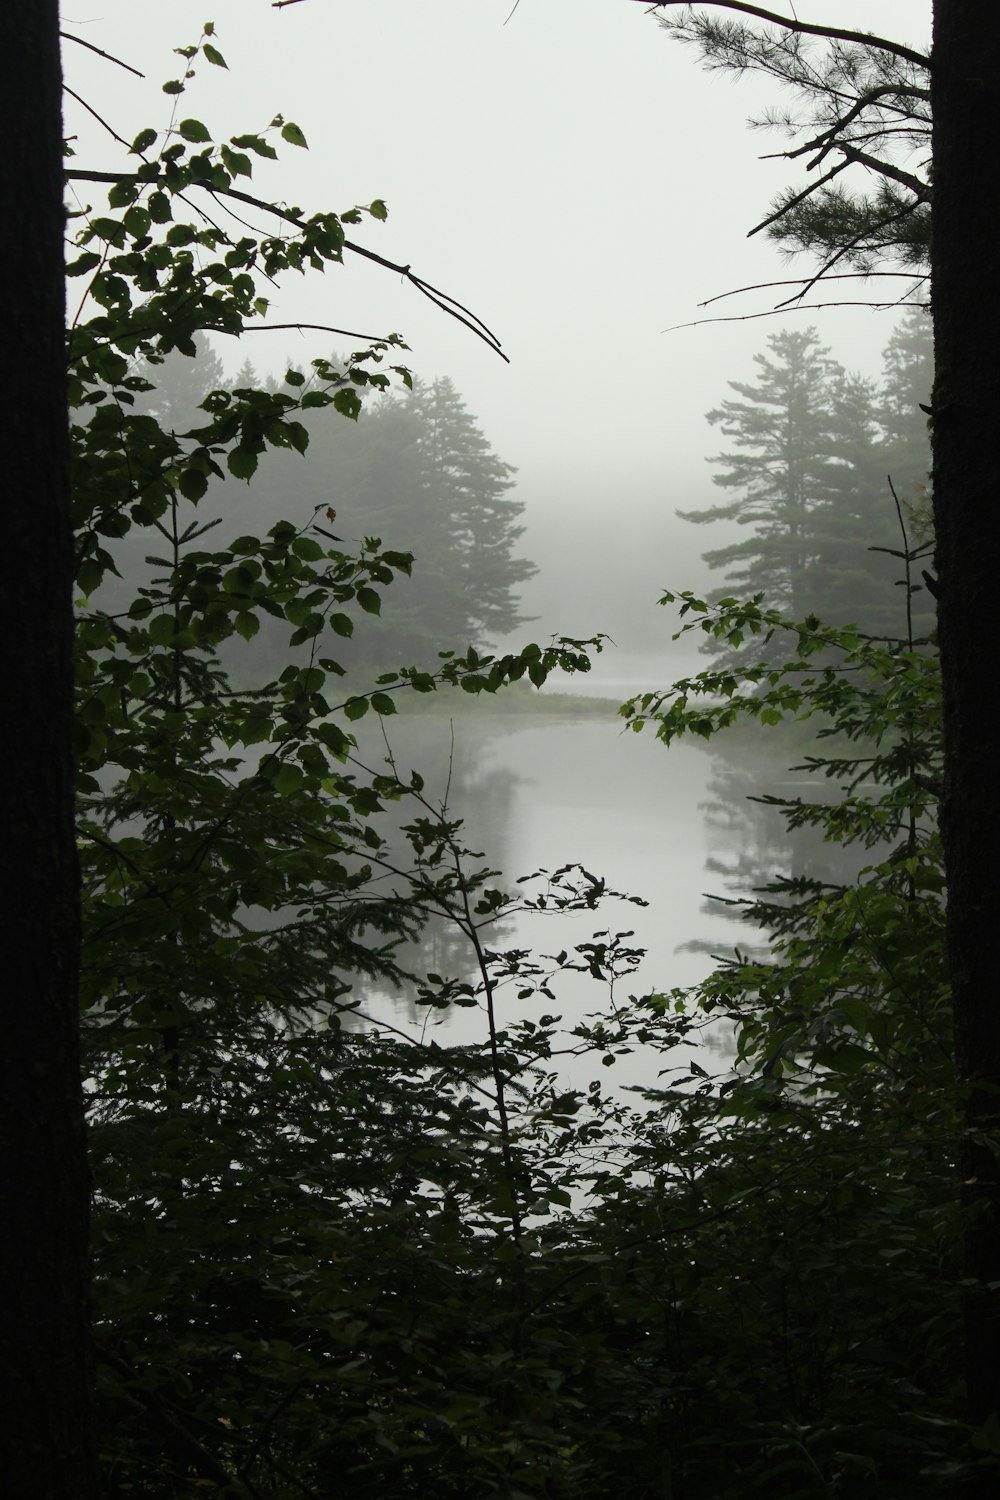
[662,299,926,333]
[239,321,395,343]
[63,86,132,149]
[699,271,927,307]
[60,30,144,77]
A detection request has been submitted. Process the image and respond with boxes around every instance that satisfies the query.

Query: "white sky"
[63,0,932,648]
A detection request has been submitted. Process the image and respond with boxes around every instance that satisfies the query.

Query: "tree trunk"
[0,10,95,1495]
[931,0,1000,1474]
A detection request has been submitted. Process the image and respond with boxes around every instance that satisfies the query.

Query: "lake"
[350,693,847,1091]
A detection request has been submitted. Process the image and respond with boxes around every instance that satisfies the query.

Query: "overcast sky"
[63,0,933,658]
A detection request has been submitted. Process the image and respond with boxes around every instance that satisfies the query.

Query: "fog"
[65,0,931,673]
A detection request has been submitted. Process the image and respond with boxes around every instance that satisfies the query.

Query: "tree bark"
[0,9,95,1495]
[931,0,1000,1473]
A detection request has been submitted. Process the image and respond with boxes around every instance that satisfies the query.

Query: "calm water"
[351,708,793,1088]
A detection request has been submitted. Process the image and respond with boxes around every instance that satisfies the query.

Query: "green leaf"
[332,389,361,421]
[291,536,324,562]
[318,722,351,758]
[178,118,212,143]
[370,693,397,716]
[177,467,208,502]
[203,43,228,68]
[231,133,278,160]
[148,613,176,646]
[234,613,259,641]
[357,587,381,616]
[66,251,102,278]
[130,127,158,155]
[280,121,308,149]
[274,762,305,795]
[343,697,369,722]
[123,205,151,239]
[148,192,172,223]
[227,448,258,481]
[369,199,388,221]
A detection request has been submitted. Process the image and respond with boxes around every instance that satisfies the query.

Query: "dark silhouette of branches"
[640,1,929,69]
[65,169,507,361]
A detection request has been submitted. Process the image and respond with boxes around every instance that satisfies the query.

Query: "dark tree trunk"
[931,0,1000,1474]
[0,10,95,1496]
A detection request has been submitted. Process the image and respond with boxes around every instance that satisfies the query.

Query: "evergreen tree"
[803,367,902,638]
[879,305,934,535]
[131,332,228,430]
[240,373,536,677]
[411,377,535,643]
[681,329,900,652]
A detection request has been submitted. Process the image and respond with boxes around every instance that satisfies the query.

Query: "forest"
[5,4,1000,1500]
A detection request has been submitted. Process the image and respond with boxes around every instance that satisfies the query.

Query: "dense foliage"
[64,20,989,1499]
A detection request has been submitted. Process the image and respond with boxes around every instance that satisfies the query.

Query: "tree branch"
[59,31,144,77]
[64,170,508,362]
[781,83,930,172]
[837,144,929,201]
[63,86,131,150]
[747,159,848,238]
[662,297,927,333]
[642,1,930,70]
[697,271,928,307]
[238,320,398,343]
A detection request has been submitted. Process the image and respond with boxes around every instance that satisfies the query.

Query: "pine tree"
[241,373,536,676]
[683,327,926,652]
[804,367,901,638]
[879,305,934,536]
[131,333,228,431]
[681,329,844,621]
[411,377,535,643]
[684,331,866,638]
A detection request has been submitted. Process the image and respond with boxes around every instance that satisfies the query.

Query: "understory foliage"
[70,24,980,1500]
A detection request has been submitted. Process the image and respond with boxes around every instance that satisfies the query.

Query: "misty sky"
[63,0,932,665]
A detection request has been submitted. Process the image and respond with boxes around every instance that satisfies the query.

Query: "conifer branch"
[641,1,930,70]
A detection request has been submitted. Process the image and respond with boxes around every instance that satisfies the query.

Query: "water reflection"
[349,708,884,1089]
[351,714,770,1074]
[685,753,881,960]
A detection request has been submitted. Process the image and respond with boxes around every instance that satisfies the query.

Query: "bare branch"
[641,1,930,70]
[238,321,401,343]
[697,271,928,307]
[62,86,131,150]
[837,145,929,201]
[662,297,927,334]
[59,30,144,77]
